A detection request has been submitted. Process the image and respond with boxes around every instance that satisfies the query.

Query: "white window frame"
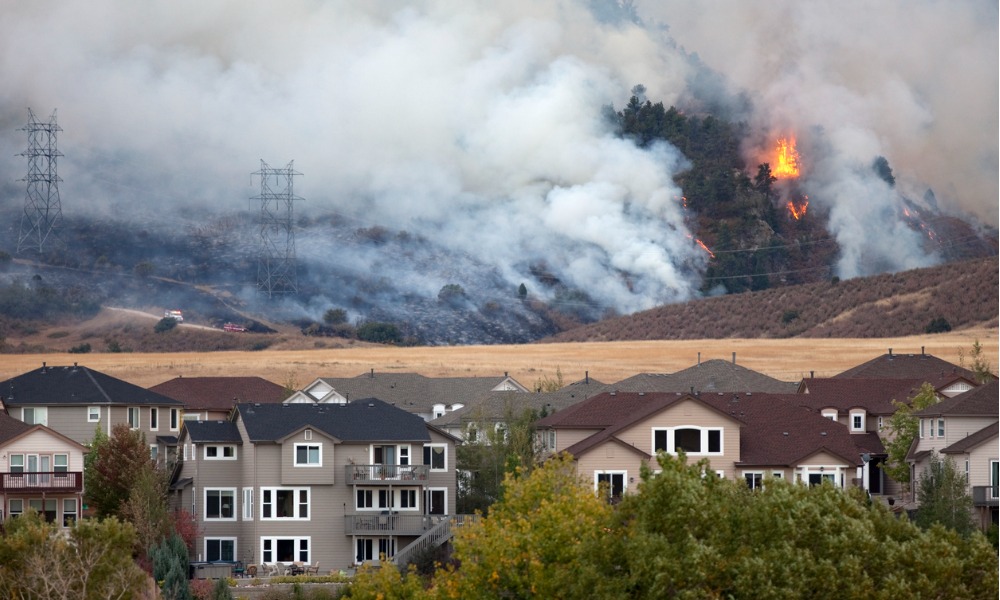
[183,412,203,422]
[9,454,24,473]
[919,418,925,438]
[594,470,627,501]
[62,498,77,527]
[424,488,447,516]
[294,443,323,467]
[205,488,237,521]
[261,537,310,564]
[243,487,254,520]
[849,410,866,432]
[821,409,838,422]
[150,445,158,461]
[771,470,784,479]
[743,471,765,490]
[149,407,159,431]
[261,487,310,520]
[170,408,180,431]
[652,426,724,456]
[22,407,48,426]
[205,445,237,460]
[53,454,68,474]
[398,489,419,510]
[205,537,237,563]
[87,406,101,423]
[127,407,140,429]
[356,489,375,510]
[937,418,945,438]
[423,444,448,472]
[9,499,24,518]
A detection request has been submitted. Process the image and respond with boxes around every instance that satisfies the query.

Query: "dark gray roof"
[184,420,243,443]
[611,360,798,394]
[313,373,525,412]
[1,364,182,407]
[238,399,431,443]
[430,381,608,428]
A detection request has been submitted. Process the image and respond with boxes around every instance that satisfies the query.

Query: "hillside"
[546,256,999,342]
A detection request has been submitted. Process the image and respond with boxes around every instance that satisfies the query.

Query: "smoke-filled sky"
[1,1,995,311]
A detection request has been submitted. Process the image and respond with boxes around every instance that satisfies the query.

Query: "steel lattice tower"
[253,160,300,297]
[17,109,63,254]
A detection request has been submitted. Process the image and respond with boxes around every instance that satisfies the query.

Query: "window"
[771,471,784,479]
[183,413,203,422]
[937,418,945,438]
[206,538,236,562]
[850,410,865,432]
[378,489,394,510]
[424,489,447,515]
[821,409,837,422]
[295,444,322,466]
[423,444,447,471]
[30,499,57,523]
[373,444,409,466]
[653,427,723,455]
[919,419,925,438]
[355,538,393,563]
[991,460,999,500]
[53,454,68,475]
[877,416,883,431]
[88,406,101,423]
[170,408,179,431]
[149,407,158,431]
[62,499,77,527]
[595,471,626,503]
[744,472,764,490]
[9,499,23,518]
[965,460,970,483]
[357,489,375,509]
[261,488,309,520]
[262,537,309,564]
[304,429,312,441]
[399,489,418,509]
[9,454,24,474]
[150,445,159,461]
[127,407,140,429]
[205,445,237,460]
[22,407,47,426]
[205,489,236,520]
[243,488,254,520]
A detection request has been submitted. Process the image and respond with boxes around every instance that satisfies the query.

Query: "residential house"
[833,348,980,394]
[0,364,183,460]
[611,357,799,394]
[284,372,528,422]
[0,411,87,527]
[535,391,861,502]
[907,381,999,527]
[171,400,459,570]
[149,376,289,422]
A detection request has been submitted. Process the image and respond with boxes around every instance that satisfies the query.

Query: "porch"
[346,464,429,484]
[0,472,83,493]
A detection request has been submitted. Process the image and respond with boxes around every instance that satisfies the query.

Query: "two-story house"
[284,372,528,422]
[907,380,999,528]
[833,348,980,393]
[0,364,184,460]
[535,391,861,502]
[0,411,87,526]
[172,399,459,571]
[149,376,289,422]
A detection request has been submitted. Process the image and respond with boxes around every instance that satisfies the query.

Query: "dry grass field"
[2,327,996,389]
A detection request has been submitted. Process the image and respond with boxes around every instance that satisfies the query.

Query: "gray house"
[172,400,460,572]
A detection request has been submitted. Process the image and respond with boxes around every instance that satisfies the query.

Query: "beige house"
[0,411,86,526]
[172,400,460,572]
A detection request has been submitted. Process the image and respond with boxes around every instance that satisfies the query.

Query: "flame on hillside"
[787,196,809,220]
[772,136,800,179]
[695,238,715,259]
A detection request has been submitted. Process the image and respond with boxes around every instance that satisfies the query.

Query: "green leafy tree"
[0,510,145,600]
[122,465,173,554]
[323,308,348,325]
[915,452,976,535]
[960,338,995,384]
[210,577,234,600]
[882,382,938,486]
[457,406,541,514]
[356,321,402,344]
[517,282,528,301]
[85,423,154,518]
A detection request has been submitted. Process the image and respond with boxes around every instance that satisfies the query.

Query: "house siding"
[281,430,336,486]
[576,443,647,495]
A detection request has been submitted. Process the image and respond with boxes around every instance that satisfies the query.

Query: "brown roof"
[611,359,798,394]
[536,391,689,429]
[149,376,288,412]
[834,351,977,381]
[797,378,926,415]
[0,411,33,443]
[914,380,998,418]
[941,422,999,454]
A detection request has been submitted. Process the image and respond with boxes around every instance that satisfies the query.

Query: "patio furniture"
[305,561,320,575]
[232,560,246,578]
[246,565,257,578]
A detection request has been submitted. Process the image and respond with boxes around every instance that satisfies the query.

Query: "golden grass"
[3,327,996,388]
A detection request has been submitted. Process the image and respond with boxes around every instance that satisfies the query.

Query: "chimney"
[732,352,736,365]
[370,368,374,378]
[504,371,508,378]
[888,348,893,357]
[585,371,589,384]
[810,370,814,378]
[697,352,701,366]
[921,346,925,356]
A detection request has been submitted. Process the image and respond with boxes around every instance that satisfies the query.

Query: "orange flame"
[695,238,715,259]
[787,198,809,220]
[772,136,800,179]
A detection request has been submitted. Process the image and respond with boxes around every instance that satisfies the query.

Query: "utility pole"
[17,109,63,254]
[253,160,300,297]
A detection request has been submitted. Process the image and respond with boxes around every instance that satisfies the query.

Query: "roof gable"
[941,422,999,454]
[797,378,926,414]
[834,351,977,381]
[612,359,797,394]
[184,420,243,444]
[237,399,431,443]
[1,364,182,407]
[915,380,998,417]
[0,412,88,451]
[308,372,524,412]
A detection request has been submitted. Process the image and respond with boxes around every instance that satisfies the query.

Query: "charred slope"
[544,256,999,342]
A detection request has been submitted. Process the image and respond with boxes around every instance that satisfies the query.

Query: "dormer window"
[849,409,866,433]
[821,409,838,422]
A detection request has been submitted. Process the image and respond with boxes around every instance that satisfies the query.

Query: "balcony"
[0,472,83,493]
[344,513,446,536]
[972,486,998,507]
[346,464,429,485]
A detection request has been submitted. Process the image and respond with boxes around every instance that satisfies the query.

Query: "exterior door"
[26,455,50,486]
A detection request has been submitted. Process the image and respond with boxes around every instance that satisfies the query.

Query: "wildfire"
[772,136,800,179]
[695,238,715,259]
[787,197,809,220]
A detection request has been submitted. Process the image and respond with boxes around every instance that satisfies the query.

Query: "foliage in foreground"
[347,453,998,600]
[0,511,146,600]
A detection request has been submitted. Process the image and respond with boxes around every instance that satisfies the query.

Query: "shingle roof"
[312,373,525,413]
[797,378,926,414]
[149,376,288,412]
[611,360,798,394]
[0,411,34,444]
[834,352,977,381]
[914,380,999,418]
[941,422,999,454]
[0,365,182,407]
[237,400,430,443]
[184,420,243,443]
[430,379,608,428]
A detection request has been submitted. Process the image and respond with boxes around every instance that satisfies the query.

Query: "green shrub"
[925,316,952,334]
[68,342,92,354]
[356,321,402,344]
[155,318,178,333]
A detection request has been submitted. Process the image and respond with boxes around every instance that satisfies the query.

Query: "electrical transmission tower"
[252,160,300,297]
[17,109,63,254]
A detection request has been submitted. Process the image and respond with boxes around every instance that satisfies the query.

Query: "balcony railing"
[344,513,446,536]
[345,464,429,484]
[972,485,999,507]
[0,472,83,493]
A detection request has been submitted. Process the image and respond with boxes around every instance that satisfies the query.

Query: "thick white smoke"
[0,1,994,312]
